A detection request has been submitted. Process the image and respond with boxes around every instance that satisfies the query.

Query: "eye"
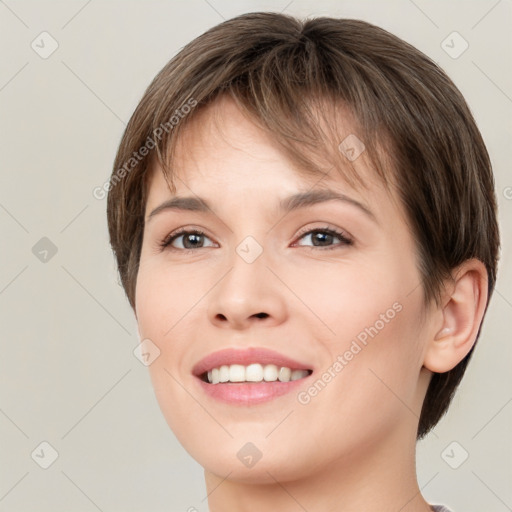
[158,225,353,253]
[293,226,353,250]
[159,229,216,252]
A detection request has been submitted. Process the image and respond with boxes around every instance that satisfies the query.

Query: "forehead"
[144,95,406,225]
[170,94,371,177]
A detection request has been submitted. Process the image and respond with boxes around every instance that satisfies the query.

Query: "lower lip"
[195,375,312,405]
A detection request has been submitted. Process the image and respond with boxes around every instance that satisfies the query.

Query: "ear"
[423,259,489,373]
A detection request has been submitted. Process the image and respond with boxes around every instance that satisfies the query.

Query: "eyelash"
[158,226,353,253]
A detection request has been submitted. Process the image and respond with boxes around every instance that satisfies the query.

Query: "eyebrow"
[146,189,376,223]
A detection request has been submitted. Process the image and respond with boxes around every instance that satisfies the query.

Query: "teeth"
[279,366,291,382]
[219,365,230,382]
[229,364,246,382]
[204,363,311,384]
[263,364,278,381]
[246,363,263,382]
[291,369,308,381]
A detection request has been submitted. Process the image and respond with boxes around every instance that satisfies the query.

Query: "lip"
[192,347,314,377]
[191,347,315,406]
[195,378,313,405]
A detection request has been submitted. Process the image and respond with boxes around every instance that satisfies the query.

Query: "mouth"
[192,347,315,404]
[199,364,314,384]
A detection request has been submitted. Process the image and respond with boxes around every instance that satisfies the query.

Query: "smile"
[202,363,313,384]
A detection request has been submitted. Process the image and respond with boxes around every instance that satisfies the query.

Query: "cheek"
[320,290,426,426]
[290,255,426,404]
[135,259,210,338]
[134,262,207,435]
[291,301,426,460]
[134,260,213,396]
[284,256,410,343]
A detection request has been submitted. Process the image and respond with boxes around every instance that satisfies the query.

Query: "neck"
[204,420,433,512]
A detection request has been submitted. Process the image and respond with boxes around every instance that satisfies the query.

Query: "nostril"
[254,312,268,319]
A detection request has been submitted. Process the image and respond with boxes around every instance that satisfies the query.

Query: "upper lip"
[192,347,314,377]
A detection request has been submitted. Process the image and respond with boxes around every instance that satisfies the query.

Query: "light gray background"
[0,1,511,511]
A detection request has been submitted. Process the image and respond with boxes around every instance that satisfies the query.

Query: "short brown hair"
[107,12,500,439]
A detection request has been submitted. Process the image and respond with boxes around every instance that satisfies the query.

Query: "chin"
[202,456,307,485]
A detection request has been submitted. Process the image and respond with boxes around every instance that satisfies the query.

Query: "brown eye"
[295,227,352,249]
[160,229,215,251]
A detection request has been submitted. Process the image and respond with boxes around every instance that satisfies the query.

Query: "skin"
[135,95,488,512]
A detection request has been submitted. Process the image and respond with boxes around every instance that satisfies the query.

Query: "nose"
[207,248,288,330]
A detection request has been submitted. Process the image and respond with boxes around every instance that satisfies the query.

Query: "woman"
[107,13,499,511]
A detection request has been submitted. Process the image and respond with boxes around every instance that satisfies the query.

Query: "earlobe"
[423,259,488,373]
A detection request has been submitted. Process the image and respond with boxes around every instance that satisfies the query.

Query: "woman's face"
[135,96,435,483]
